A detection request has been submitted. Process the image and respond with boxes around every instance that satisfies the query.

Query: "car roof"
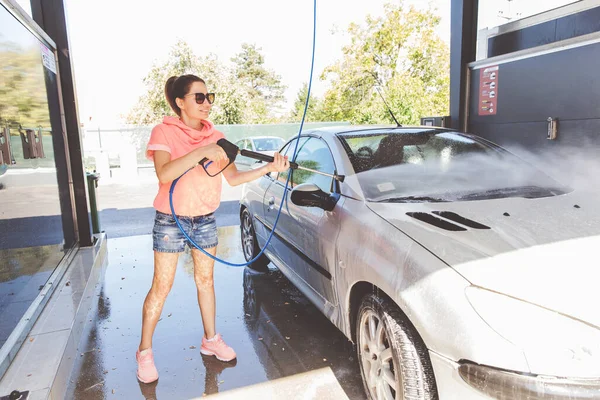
[303,124,458,138]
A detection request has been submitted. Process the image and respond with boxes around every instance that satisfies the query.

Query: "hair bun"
[164,74,205,117]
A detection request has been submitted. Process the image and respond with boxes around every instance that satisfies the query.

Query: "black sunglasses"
[184,92,215,104]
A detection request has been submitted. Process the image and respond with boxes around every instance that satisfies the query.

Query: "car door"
[260,137,309,277]
[264,136,342,306]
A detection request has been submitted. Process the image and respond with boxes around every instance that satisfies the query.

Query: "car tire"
[356,293,438,400]
[240,207,270,272]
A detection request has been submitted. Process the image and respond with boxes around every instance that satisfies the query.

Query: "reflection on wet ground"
[67,227,365,399]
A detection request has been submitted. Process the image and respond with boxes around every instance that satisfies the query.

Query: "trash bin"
[86,171,101,234]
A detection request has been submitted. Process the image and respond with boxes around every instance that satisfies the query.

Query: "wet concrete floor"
[66,226,365,399]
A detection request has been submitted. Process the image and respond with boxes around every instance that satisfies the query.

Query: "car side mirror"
[290,183,339,211]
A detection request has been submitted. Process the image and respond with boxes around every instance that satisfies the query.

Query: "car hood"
[366,191,600,327]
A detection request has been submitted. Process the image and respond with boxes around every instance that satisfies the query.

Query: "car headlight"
[465,286,600,378]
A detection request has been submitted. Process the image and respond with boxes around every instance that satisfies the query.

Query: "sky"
[13,0,578,127]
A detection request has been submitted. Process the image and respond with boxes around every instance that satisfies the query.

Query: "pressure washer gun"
[198,138,345,182]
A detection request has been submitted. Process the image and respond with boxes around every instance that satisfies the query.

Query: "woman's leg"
[191,247,217,339]
[139,251,179,351]
[192,246,237,362]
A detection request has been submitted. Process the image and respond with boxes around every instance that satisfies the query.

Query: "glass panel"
[339,130,568,202]
[291,138,336,193]
[276,137,309,184]
[0,4,72,346]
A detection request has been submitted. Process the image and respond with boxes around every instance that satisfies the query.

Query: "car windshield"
[338,129,570,202]
[253,138,284,151]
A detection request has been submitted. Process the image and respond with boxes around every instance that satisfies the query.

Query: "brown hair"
[164,74,206,116]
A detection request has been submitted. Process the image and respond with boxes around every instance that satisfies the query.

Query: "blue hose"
[169,0,317,267]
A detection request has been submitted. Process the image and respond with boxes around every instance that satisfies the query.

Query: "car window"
[276,137,308,184]
[290,138,336,193]
[253,138,284,151]
[338,130,569,202]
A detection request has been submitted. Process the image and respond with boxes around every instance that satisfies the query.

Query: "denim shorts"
[152,211,218,253]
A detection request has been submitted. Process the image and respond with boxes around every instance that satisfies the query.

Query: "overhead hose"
[169,0,317,267]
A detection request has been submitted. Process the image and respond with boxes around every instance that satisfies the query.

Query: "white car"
[239,124,600,400]
[234,136,286,170]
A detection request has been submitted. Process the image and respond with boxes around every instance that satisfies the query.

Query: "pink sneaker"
[136,348,159,383]
[200,333,237,362]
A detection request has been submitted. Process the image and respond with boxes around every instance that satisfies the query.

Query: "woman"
[137,74,289,383]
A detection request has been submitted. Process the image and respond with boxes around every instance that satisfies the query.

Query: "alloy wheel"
[241,211,255,261]
[359,309,398,400]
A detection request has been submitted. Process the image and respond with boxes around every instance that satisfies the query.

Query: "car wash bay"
[66,226,364,400]
[2,0,600,398]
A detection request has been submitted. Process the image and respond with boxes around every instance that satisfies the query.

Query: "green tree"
[127,40,198,125]
[316,1,449,125]
[232,43,287,123]
[126,39,246,126]
[288,82,321,122]
[0,39,51,128]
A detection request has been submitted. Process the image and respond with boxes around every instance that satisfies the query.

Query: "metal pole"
[86,173,100,234]
[450,0,479,130]
[31,0,93,246]
[296,165,343,181]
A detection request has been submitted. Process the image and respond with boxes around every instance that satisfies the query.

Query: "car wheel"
[356,293,438,400]
[240,208,270,272]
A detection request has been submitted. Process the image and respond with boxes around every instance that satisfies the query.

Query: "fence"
[0,125,54,171]
[81,121,350,181]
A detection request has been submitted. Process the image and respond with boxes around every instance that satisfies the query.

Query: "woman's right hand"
[197,143,228,164]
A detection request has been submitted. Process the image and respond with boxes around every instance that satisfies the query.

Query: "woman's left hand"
[267,152,290,173]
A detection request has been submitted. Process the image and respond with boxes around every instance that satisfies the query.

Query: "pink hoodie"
[146,116,225,217]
